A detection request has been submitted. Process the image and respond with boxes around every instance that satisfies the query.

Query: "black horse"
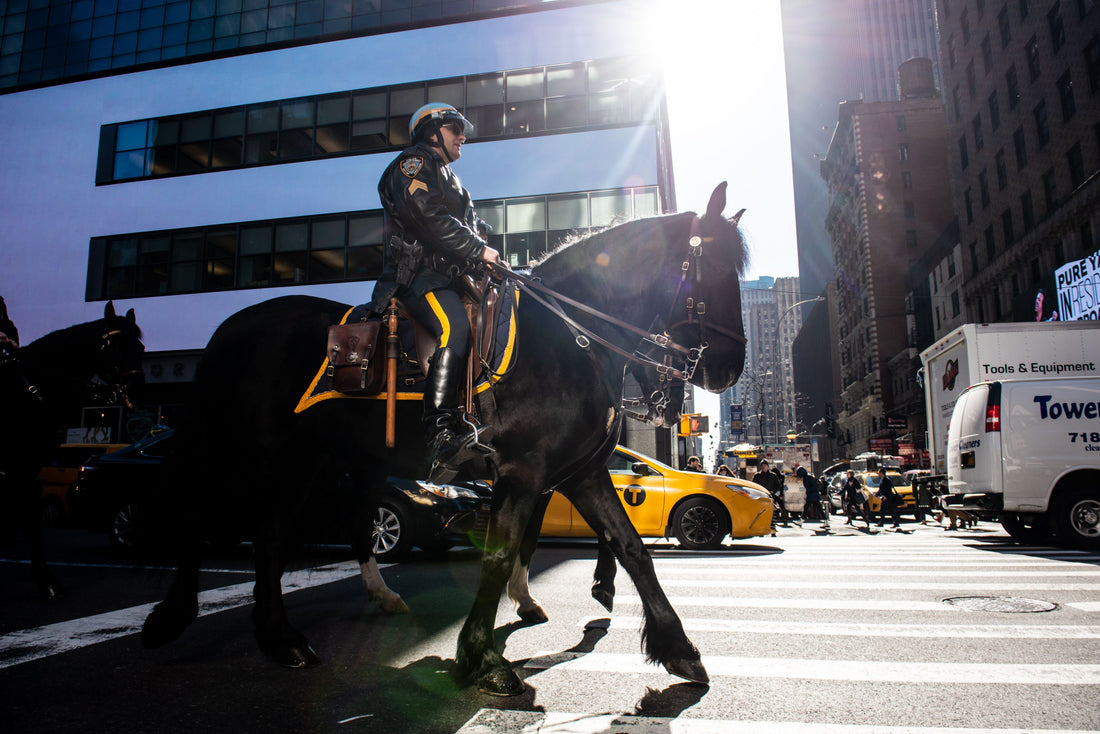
[141,183,747,696]
[0,302,145,598]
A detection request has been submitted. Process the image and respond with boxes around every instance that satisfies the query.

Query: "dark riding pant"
[402,288,470,356]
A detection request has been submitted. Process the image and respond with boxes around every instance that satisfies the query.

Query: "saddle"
[295,275,516,414]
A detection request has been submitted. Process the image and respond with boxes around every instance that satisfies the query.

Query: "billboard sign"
[1056,251,1100,321]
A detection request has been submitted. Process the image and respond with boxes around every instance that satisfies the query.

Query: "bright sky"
[630,1,801,460]
[632,0,799,283]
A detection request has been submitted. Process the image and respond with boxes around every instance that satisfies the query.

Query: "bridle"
[95,326,145,406]
[484,213,746,388]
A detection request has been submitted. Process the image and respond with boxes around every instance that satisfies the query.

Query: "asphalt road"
[2,518,1100,733]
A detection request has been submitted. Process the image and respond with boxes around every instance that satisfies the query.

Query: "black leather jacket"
[369,141,487,308]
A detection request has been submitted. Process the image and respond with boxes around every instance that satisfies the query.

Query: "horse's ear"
[105,301,117,319]
[731,208,746,224]
[706,182,728,220]
[125,308,136,323]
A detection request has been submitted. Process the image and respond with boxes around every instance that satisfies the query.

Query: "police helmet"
[409,103,474,141]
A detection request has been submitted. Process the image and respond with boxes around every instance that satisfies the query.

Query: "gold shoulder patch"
[400,156,424,178]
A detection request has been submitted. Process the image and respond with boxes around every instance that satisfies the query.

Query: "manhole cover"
[942,596,1058,613]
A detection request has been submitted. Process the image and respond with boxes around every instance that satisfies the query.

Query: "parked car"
[857,471,914,513]
[69,429,491,561]
[541,446,774,549]
[37,442,128,525]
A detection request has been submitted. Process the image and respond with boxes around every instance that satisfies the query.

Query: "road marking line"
[0,561,361,670]
[654,560,1096,568]
[457,709,1100,734]
[658,569,1100,577]
[613,595,960,611]
[1066,601,1100,611]
[650,579,1100,590]
[521,652,1100,685]
[583,616,1100,638]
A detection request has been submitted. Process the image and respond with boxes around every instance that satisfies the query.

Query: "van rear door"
[948,382,1004,496]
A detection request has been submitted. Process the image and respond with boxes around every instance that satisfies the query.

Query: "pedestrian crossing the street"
[456,534,1100,734]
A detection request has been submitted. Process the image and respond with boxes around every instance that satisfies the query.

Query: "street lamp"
[773,297,826,445]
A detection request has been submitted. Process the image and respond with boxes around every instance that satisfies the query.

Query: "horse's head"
[666,182,748,393]
[94,301,146,408]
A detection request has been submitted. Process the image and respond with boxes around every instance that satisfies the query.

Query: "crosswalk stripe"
[656,568,1100,577]
[585,616,1100,638]
[650,579,1100,590]
[613,595,975,611]
[653,560,1097,568]
[520,652,1100,685]
[0,561,361,670]
[456,709,1100,734]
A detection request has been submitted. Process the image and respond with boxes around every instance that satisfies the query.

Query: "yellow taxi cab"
[858,471,914,513]
[38,442,129,524]
[541,446,774,549]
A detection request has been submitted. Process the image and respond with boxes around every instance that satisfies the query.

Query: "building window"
[902,171,913,191]
[1013,126,1028,169]
[1002,208,1015,244]
[948,255,957,278]
[952,85,963,120]
[948,33,958,68]
[969,241,979,273]
[967,60,978,100]
[992,285,1002,319]
[1006,65,1020,108]
[1087,36,1100,92]
[97,56,660,184]
[951,291,961,317]
[1033,100,1050,148]
[1027,36,1042,80]
[981,35,994,73]
[979,169,990,208]
[965,188,974,223]
[1057,71,1076,121]
[1068,142,1085,188]
[972,114,984,150]
[898,144,910,162]
[999,5,1012,48]
[962,8,971,43]
[904,201,915,219]
[978,0,988,18]
[988,90,1001,130]
[1020,0,1031,19]
[1042,168,1058,211]
[905,230,918,249]
[87,185,657,299]
[958,136,970,169]
[1021,190,1036,231]
[1048,2,1066,53]
[995,149,1008,189]
[896,115,907,132]
[1011,272,1021,296]
[985,225,997,259]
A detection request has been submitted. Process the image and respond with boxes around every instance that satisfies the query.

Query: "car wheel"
[109,503,141,549]
[373,499,415,563]
[1000,513,1051,544]
[1053,486,1100,550]
[671,497,730,550]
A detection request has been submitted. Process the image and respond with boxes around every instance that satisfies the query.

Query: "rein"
[484,215,745,385]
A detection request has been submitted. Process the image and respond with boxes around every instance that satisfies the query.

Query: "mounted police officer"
[367,103,502,482]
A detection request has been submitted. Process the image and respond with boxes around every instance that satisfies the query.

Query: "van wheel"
[1053,487,1100,550]
[1000,513,1050,544]
[671,497,730,550]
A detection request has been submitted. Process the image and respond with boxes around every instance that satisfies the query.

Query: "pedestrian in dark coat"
[752,459,785,530]
[876,467,902,529]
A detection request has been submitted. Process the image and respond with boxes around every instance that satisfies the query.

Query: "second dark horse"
[142,183,748,696]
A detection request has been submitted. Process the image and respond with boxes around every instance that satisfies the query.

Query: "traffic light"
[678,414,709,436]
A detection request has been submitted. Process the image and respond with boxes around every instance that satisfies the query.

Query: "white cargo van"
[945,376,1100,547]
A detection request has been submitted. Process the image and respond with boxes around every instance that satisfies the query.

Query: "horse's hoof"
[477,666,525,697]
[664,657,709,685]
[141,602,197,649]
[518,604,548,625]
[273,643,320,669]
[379,595,410,614]
[591,585,614,613]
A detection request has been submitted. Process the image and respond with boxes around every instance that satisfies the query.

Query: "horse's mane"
[530,209,748,282]
[24,315,143,355]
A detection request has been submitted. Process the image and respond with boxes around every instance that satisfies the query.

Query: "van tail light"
[984,382,1002,433]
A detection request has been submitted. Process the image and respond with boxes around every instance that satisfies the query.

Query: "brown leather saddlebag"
[326,320,385,394]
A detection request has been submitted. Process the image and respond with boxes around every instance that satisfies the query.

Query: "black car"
[69,429,491,562]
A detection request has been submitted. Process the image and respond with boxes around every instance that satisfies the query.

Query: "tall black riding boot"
[423,347,494,482]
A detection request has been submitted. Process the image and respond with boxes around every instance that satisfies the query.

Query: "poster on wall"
[1055,251,1100,321]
